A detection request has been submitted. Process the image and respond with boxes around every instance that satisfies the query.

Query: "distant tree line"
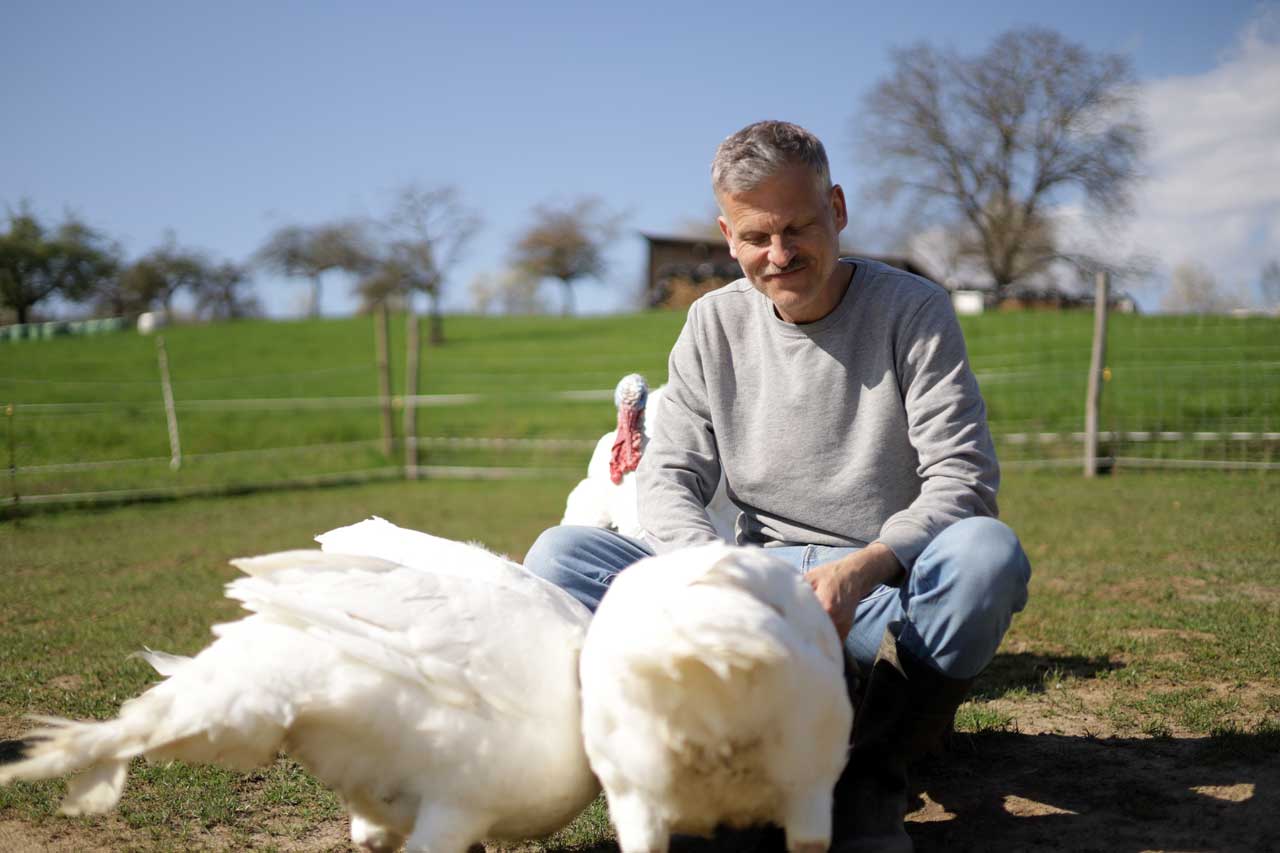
[1,189,624,343]
[0,209,261,327]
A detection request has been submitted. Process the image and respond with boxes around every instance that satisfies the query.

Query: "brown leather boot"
[830,628,973,853]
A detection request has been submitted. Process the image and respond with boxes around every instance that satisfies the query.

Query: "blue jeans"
[524,516,1030,679]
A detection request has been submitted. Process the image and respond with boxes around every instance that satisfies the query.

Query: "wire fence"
[3,310,1277,512]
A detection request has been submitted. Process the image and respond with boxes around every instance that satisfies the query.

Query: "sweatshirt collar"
[764,258,868,338]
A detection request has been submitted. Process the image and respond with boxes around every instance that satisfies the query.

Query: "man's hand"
[805,543,904,641]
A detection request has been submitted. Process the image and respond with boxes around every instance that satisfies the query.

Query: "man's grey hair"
[711,120,832,196]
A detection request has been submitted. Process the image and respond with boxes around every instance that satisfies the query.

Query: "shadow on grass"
[970,651,1124,702]
[529,729,1279,853]
[907,729,1280,852]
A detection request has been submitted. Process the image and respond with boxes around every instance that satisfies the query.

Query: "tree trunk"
[309,274,322,318]
[560,279,574,316]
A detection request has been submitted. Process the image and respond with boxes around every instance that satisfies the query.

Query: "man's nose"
[768,236,795,268]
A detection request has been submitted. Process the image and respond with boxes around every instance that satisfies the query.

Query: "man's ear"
[830,184,848,233]
[717,215,737,259]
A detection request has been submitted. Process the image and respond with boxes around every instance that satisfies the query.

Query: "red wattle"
[609,406,645,484]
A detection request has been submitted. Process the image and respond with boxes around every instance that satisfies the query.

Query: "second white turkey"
[579,541,853,853]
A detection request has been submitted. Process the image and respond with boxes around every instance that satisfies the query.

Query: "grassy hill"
[3,309,1277,505]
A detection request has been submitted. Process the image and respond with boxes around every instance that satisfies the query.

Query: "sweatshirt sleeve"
[636,305,724,553]
[876,290,1000,570]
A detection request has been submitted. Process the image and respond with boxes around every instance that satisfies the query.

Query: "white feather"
[580,543,852,853]
[0,518,599,853]
[131,648,192,677]
[562,380,738,543]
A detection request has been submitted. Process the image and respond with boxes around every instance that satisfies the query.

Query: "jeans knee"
[904,517,1031,677]
[524,525,584,585]
[935,517,1031,610]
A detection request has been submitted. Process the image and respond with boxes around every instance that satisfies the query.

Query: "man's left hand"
[805,543,904,641]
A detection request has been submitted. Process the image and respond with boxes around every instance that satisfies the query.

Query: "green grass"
[990,468,1280,744]
[3,310,1278,503]
[2,467,1278,850]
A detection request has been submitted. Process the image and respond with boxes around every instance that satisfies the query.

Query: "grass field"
[4,309,1278,505]
[2,467,1278,851]
[3,314,682,501]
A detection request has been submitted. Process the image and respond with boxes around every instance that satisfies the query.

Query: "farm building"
[964,279,1140,314]
[641,233,933,309]
[639,233,1138,314]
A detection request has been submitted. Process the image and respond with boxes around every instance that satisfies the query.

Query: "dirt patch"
[44,676,83,692]
[0,816,354,852]
[983,685,1119,739]
[1040,577,1074,595]
[1104,575,1222,605]
[0,817,161,853]
[1233,583,1280,606]
[1124,627,1219,643]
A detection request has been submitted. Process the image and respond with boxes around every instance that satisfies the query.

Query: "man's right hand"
[805,542,903,641]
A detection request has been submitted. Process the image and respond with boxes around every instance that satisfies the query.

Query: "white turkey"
[0,517,600,853]
[579,542,853,853]
[561,373,737,542]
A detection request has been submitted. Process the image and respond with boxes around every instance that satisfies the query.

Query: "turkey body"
[0,518,600,853]
[579,542,852,853]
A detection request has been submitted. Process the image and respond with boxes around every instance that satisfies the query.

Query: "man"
[525,120,1030,852]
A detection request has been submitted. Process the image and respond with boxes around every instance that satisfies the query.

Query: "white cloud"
[1124,11,1280,308]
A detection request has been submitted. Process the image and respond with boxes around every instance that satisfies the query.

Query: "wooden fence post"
[375,305,394,457]
[1084,270,1110,477]
[6,402,17,507]
[403,311,421,479]
[156,335,183,471]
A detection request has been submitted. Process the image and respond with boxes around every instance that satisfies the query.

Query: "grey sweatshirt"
[636,258,999,571]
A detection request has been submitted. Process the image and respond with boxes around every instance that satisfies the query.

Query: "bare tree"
[1162,261,1238,314]
[195,262,261,320]
[511,197,622,316]
[361,185,481,344]
[257,221,372,317]
[859,28,1145,297]
[355,256,413,315]
[111,233,213,318]
[106,258,167,316]
[0,208,119,324]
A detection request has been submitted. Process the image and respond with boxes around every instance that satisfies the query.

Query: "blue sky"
[3,0,1277,317]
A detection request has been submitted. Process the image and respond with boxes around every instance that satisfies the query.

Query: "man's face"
[717,164,849,324]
